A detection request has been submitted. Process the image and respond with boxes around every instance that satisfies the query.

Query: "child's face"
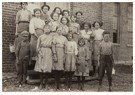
[35,11,41,18]
[55,8,61,14]
[76,13,82,19]
[95,22,100,29]
[53,13,59,21]
[23,36,29,41]
[63,12,69,17]
[84,24,89,30]
[67,34,73,41]
[61,18,68,25]
[57,27,63,35]
[21,3,27,9]
[71,16,76,22]
[79,40,85,46]
[104,34,110,42]
[44,27,51,34]
[42,6,48,14]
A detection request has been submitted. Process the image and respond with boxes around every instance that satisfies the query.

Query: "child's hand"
[16,59,19,64]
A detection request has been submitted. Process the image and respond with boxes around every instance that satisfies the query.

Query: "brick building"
[2,2,133,72]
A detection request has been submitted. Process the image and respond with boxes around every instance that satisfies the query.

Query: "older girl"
[52,26,68,91]
[29,8,45,61]
[69,15,80,43]
[60,17,70,36]
[34,25,53,90]
[92,21,104,77]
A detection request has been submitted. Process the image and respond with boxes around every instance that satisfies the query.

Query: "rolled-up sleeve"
[29,18,35,34]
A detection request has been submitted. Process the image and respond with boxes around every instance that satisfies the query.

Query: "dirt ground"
[2,64,133,92]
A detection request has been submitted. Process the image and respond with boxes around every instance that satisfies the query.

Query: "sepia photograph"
[2,2,133,92]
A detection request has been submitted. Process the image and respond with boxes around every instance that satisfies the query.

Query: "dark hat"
[21,31,29,36]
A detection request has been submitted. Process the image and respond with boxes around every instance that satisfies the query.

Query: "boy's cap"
[21,31,29,36]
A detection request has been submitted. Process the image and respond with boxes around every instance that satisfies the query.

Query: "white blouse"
[29,17,45,35]
[93,28,104,41]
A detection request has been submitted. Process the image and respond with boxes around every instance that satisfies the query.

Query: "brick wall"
[2,2,21,72]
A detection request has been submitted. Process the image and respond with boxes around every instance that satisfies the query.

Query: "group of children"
[14,2,114,91]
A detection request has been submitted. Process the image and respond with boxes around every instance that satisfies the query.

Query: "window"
[127,5,133,45]
[112,3,120,43]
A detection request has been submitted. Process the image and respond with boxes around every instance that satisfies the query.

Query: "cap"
[21,31,29,36]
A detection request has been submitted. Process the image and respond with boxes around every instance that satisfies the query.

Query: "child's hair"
[60,17,70,24]
[50,12,59,19]
[83,22,91,29]
[66,33,73,39]
[102,31,110,36]
[34,8,41,14]
[20,2,28,6]
[53,7,62,14]
[70,14,77,19]
[78,38,85,46]
[92,21,103,27]
[62,10,70,16]
[75,11,83,16]
[44,24,51,29]
[41,5,50,11]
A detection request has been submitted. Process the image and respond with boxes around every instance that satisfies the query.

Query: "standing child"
[65,33,78,91]
[34,25,53,90]
[52,26,68,91]
[80,22,93,75]
[69,15,80,43]
[98,31,114,91]
[75,38,89,91]
[16,31,30,87]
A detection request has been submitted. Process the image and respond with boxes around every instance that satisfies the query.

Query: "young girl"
[92,21,104,77]
[49,13,61,35]
[80,22,93,75]
[65,33,78,91]
[75,38,90,91]
[29,8,45,61]
[52,26,68,91]
[50,7,63,22]
[98,31,114,91]
[69,15,80,43]
[34,25,53,90]
[60,17,70,36]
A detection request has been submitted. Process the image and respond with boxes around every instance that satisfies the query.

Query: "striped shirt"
[99,41,113,55]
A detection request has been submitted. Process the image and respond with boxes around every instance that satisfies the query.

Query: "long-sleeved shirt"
[65,41,78,55]
[16,41,30,60]
[49,21,61,32]
[29,17,45,35]
[15,9,32,24]
[99,41,113,55]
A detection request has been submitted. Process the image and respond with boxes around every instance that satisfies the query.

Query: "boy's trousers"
[17,58,29,84]
[98,55,113,86]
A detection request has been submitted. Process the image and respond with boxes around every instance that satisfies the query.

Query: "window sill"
[127,44,133,47]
